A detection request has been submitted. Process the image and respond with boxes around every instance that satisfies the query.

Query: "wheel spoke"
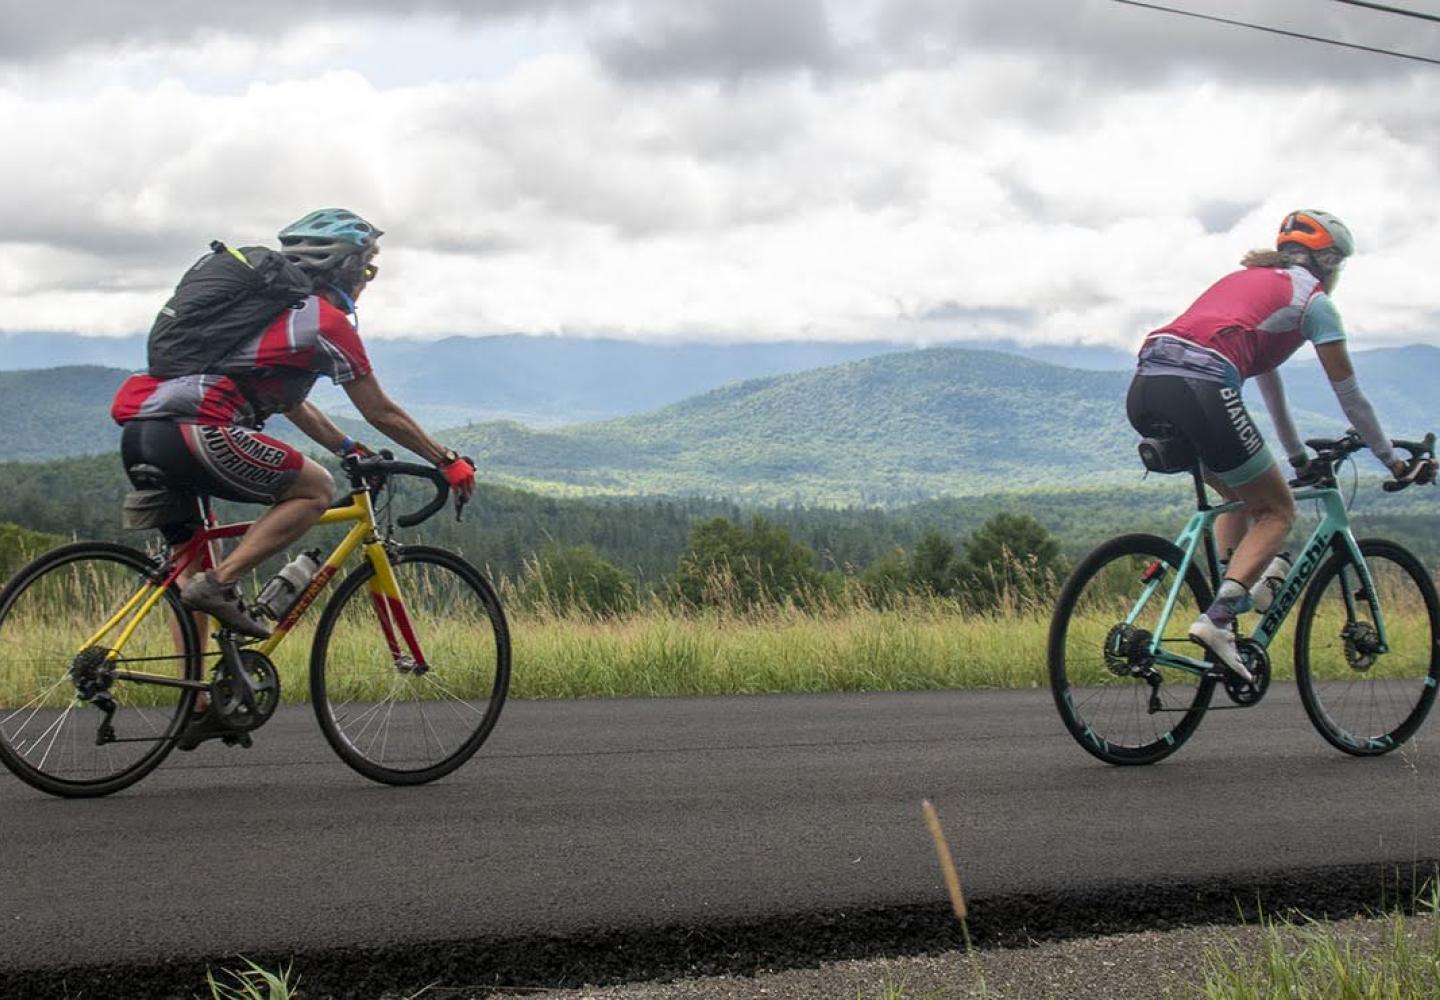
[32,703,74,771]
[0,545,198,797]
[313,549,509,783]
[1294,542,1439,755]
[1050,536,1214,765]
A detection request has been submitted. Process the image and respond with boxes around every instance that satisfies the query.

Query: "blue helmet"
[278,208,383,276]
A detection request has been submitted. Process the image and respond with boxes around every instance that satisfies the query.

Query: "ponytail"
[1240,249,1296,269]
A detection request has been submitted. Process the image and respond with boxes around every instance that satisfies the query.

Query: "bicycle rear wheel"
[1294,538,1440,756]
[310,544,510,785]
[0,542,201,797]
[1049,534,1216,765]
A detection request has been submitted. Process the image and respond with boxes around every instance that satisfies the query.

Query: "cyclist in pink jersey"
[112,209,476,643]
[1127,210,1412,681]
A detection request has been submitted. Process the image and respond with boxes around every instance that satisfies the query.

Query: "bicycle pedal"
[221,732,253,749]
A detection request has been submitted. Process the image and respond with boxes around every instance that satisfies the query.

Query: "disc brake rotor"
[1103,623,1154,678]
[1342,621,1381,671]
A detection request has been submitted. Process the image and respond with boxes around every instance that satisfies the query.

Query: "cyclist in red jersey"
[1126,210,1409,681]
[112,209,475,640]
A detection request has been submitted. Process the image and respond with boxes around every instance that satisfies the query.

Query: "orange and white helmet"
[1277,210,1354,263]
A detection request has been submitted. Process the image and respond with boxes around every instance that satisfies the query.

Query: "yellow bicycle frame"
[83,488,424,679]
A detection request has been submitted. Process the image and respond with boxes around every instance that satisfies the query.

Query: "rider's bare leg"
[1205,474,1248,570]
[209,458,334,586]
[1206,464,1295,588]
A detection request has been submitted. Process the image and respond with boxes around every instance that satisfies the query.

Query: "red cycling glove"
[440,454,476,498]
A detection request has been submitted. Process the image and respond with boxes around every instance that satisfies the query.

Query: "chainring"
[1223,637,1271,706]
[212,649,281,731]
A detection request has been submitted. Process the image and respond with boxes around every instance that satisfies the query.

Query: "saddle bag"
[1137,436,1197,475]
[120,489,199,531]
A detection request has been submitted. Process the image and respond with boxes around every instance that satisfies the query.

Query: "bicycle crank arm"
[217,641,262,716]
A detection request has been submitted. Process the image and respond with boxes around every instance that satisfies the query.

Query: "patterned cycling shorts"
[121,419,304,505]
[1126,373,1276,488]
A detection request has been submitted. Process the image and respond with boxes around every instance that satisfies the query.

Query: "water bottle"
[255,549,322,620]
[1249,552,1292,613]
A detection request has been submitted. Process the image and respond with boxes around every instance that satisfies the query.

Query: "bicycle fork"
[366,553,429,675]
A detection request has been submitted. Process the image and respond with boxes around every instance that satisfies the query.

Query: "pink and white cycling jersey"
[1138,265,1345,386]
[111,295,372,429]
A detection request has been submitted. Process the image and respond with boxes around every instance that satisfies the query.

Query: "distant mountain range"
[0,331,1134,427]
[3,343,1433,505]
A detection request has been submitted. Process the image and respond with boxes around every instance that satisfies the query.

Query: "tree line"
[514,510,1065,617]
[1,453,1434,615]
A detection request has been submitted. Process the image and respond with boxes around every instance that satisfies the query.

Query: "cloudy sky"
[1,0,1438,349]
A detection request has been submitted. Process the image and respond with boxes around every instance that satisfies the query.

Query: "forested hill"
[434,341,1440,503]
[0,366,129,462]
[450,348,1136,503]
[0,366,369,464]
[3,344,1437,506]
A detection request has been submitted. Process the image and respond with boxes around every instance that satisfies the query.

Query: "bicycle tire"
[1294,537,1440,756]
[310,544,510,785]
[0,541,201,798]
[1049,533,1216,765]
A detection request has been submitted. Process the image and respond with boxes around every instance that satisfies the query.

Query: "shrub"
[520,543,636,617]
[674,515,825,610]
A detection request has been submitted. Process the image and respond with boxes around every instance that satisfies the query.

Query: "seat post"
[1191,465,1210,512]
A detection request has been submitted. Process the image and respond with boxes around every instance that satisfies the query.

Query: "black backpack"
[146,241,313,378]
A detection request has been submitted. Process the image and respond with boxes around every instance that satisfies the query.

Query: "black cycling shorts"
[1126,373,1276,488]
[121,419,304,505]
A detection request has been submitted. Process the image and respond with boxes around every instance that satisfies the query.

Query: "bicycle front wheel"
[0,542,201,797]
[1294,538,1440,756]
[1049,534,1216,765]
[311,544,510,785]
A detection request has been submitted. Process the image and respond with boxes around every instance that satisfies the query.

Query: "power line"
[1110,0,1440,67]
[1331,0,1440,26]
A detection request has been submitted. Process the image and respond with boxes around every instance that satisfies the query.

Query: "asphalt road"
[3,687,1438,996]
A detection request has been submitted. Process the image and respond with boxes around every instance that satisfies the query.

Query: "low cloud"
[594,0,839,81]
[1,2,1438,349]
[0,0,599,62]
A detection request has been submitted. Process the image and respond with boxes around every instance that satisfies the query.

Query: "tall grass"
[2,552,1434,707]
[508,595,1050,698]
[1198,901,1440,998]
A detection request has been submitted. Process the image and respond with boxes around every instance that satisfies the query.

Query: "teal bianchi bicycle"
[1050,428,1439,765]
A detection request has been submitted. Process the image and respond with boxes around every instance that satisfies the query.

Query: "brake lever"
[1382,457,1438,493]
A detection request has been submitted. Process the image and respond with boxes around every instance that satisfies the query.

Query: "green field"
[5,593,1434,711]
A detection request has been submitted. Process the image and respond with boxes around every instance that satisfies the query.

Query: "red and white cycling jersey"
[111,296,372,428]
[1138,265,1343,386]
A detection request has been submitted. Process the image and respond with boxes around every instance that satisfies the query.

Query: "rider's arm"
[1253,370,1305,465]
[286,401,349,454]
[1313,340,1403,474]
[342,373,454,467]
